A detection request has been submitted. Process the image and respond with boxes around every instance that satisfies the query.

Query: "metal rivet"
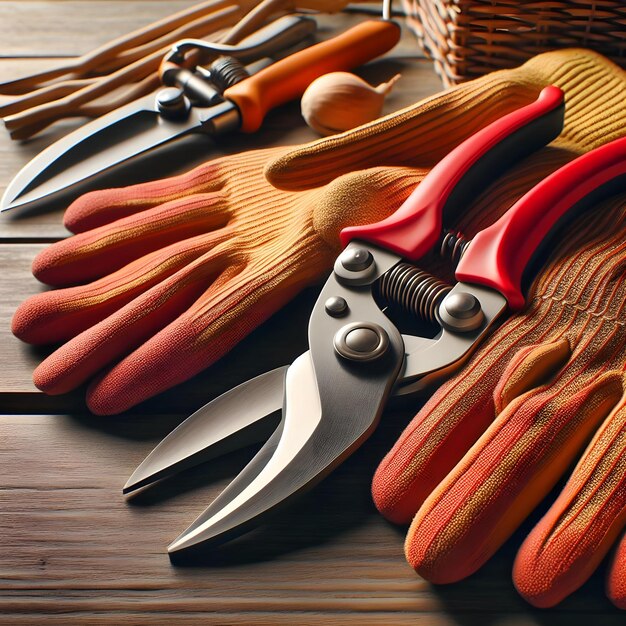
[156,87,190,119]
[444,292,481,319]
[325,296,348,317]
[438,291,485,332]
[345,328,380,353]
[339,247,373,272]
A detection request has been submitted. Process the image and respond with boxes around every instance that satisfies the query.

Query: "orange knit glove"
[372,194,626,609]
[359,57,626,609]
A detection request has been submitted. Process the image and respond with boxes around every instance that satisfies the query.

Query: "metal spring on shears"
[208,57,250,92]
[377,264,452,324]
[439,230,471,264]
[376,231,471,324]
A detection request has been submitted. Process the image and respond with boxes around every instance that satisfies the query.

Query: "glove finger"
[13,229,230,345]
[494,337,571,414]
[267,48,625,192]
[513,385,626,608]
[607,532,626,610]
[64,159,227,233]
[373,195,626,526]
[31,244,232,395]
[85,235,334,415]
[372,299,570,524]
[34,192,230,286]
[64,146,286,233]
[266,79,538,191]
[405,360,624,584]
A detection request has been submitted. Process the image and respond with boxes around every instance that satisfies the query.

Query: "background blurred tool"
[124,88,626,555]
[0,0,353,139]
[1,18,400,213]
[1,14,317,140]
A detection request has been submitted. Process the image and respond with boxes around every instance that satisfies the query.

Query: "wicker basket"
[402,0,626,86]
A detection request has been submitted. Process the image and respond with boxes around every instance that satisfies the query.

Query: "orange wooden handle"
[223,19,401,133]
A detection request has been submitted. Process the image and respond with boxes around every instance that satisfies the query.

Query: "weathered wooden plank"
[0,412,622,625]
[0,244,49,390]
[0,2,424,59]
[0,57,67,84]
[0,2,210,57]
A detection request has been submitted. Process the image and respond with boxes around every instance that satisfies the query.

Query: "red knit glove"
[372,193,626,608]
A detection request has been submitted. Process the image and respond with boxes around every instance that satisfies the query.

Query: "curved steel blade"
[1,94,230,212]
[168,352,320,553]
[168,260,405,554]
[123,366,287,495]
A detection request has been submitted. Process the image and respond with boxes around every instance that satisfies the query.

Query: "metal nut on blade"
[325,296,348,317]
[333,246,376,284]
[334,322,389,362]
[156,87,191,120]
[437,291,485,332]
[340,247,373,272]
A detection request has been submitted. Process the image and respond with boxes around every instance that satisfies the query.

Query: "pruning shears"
[123,86,626,556]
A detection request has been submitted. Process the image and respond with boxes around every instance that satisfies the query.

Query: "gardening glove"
[12,147,420,414]
[365,68,626,612]
[372,193,626,609]
[13,48,624,416]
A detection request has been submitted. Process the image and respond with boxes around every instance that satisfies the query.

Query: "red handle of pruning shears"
[224,19,401,133]
[340,86,565,259]
[457,135,626,310]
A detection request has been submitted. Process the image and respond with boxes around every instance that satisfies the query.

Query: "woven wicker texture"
[402,0,626,86]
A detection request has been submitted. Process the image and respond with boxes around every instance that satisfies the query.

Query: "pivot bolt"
[334,246,377,284]
[438,291,485,332]
[340,247,373,272]
[345,328,380,352]
[334,322,389,362]
[156,87,190,120]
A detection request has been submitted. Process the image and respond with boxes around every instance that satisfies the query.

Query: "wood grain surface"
[0,2,622,625]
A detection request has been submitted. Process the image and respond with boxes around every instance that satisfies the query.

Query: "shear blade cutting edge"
[168,351,321,553]
[123,366,287,494]
[1,94,212,212]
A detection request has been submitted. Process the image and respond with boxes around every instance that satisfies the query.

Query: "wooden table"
[0,3,622,624]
